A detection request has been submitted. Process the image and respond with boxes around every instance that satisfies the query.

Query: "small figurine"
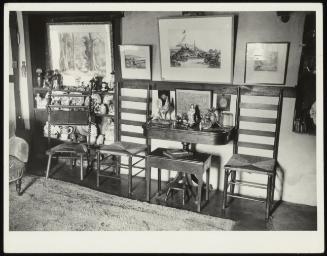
[101,82,108,92]
[35,93,42,108]
[187,104,196,126]
[36,68,43,87]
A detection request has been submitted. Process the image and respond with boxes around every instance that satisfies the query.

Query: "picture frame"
[119,45,151,80]
[158,15,234,84]
[175,89,212,116]
[47,22,113,86]
[244,42,290,85]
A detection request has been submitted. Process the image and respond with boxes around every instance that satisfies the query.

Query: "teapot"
[60,126,74,141]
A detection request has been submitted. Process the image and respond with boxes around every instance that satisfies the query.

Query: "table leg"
[196,174,203,212]
[158,168,161,195]
[222,169,230,209]
[206,167,210,201]
[96,151,100,187]
[146,158,151,202]
[80,155,84,181]
[45,154,52,179]
[128,156,132,197]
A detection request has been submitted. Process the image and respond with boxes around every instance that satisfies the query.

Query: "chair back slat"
[118,82,152,149]
[120,96,151,103]
[240,102,278,110]
[238,141,274,151]
[238,129,275,137]
[121,108,147,115]
[234,87,283,159]
[239,116,276,124]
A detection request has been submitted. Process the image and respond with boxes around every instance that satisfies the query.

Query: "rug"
[9,176,236,231]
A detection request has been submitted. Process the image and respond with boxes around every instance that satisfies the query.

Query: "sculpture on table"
[154,90,175,121]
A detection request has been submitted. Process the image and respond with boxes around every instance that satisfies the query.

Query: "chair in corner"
[222,86,283,220]
[96,83,151,197]
[45,89,94,181]
[9,124,29,195]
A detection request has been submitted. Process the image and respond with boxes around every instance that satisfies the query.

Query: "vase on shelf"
[36,68,43,87]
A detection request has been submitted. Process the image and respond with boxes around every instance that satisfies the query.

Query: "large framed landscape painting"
[245,42,289,85]
[47,22,113,86]
[119,45,151,80]
[158,16,234,84]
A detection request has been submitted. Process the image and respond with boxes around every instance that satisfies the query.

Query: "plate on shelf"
[70,92,84,106]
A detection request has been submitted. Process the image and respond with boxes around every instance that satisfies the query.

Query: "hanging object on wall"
[119,45,151,80]
[21,61,27,77]
[276,11,291,23]
[244,42,290,85]
[158,15,234,84]
[293,12,316,135]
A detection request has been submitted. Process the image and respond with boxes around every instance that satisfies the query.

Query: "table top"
[143,122,235,145]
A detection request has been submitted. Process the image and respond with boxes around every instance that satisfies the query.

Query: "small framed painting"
[119,45,151,80]
[245,42,290,85]
[158,15,234,84]
[175,89,212,116]
[47,22,113,86]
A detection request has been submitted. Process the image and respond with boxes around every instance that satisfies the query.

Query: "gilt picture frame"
[119,45,151,80]
[244,42,290,85]
[158,15,234,84]
[47,22,113,86]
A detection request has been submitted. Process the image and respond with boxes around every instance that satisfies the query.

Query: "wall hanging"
[244,42,289,85]
[119,45,151,80]
[175,89,212,118]
[47,22,113,87]
[158,15,234,83]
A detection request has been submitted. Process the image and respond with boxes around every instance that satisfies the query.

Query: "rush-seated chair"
[96,83,151,197]
[222,87,283,220]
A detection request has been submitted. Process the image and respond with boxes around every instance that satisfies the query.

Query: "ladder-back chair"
[45,89,93,181]
[222,86,283,220]
[96,82,152,197]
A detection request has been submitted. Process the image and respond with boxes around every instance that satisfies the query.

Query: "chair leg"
[157,168,162,195]
[270,172,276,212]
[230,171,236,194]
[16,178,22,195]
[80,155,84,181]
[96,151,100,187]
[266,175,272,220]
[45,154,52,179]
[128,156,132,197]
[222,169,230,209]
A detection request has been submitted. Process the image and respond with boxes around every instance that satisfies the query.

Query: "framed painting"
[47,22,113,86]
[158,15,234,84]
[119,45,151,80]
[175,89,212,116]
[245,42,290,85]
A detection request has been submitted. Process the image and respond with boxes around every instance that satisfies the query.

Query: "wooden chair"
[45,90,94,181]
[96,83,151,197]
[222,87,283,220]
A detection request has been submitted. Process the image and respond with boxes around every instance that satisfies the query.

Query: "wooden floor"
[26,158,317,231]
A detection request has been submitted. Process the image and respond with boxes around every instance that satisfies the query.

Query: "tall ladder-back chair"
[96,82,152,197]
[222,86,283,220]
[45,89,93,181]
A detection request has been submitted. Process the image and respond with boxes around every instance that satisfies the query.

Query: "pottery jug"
[60,126,74,140]
[99,104,107,115]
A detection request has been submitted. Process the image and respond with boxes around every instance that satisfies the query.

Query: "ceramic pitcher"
[60,126,74,141]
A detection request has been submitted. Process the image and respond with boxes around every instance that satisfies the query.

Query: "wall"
[121,11,317,206]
